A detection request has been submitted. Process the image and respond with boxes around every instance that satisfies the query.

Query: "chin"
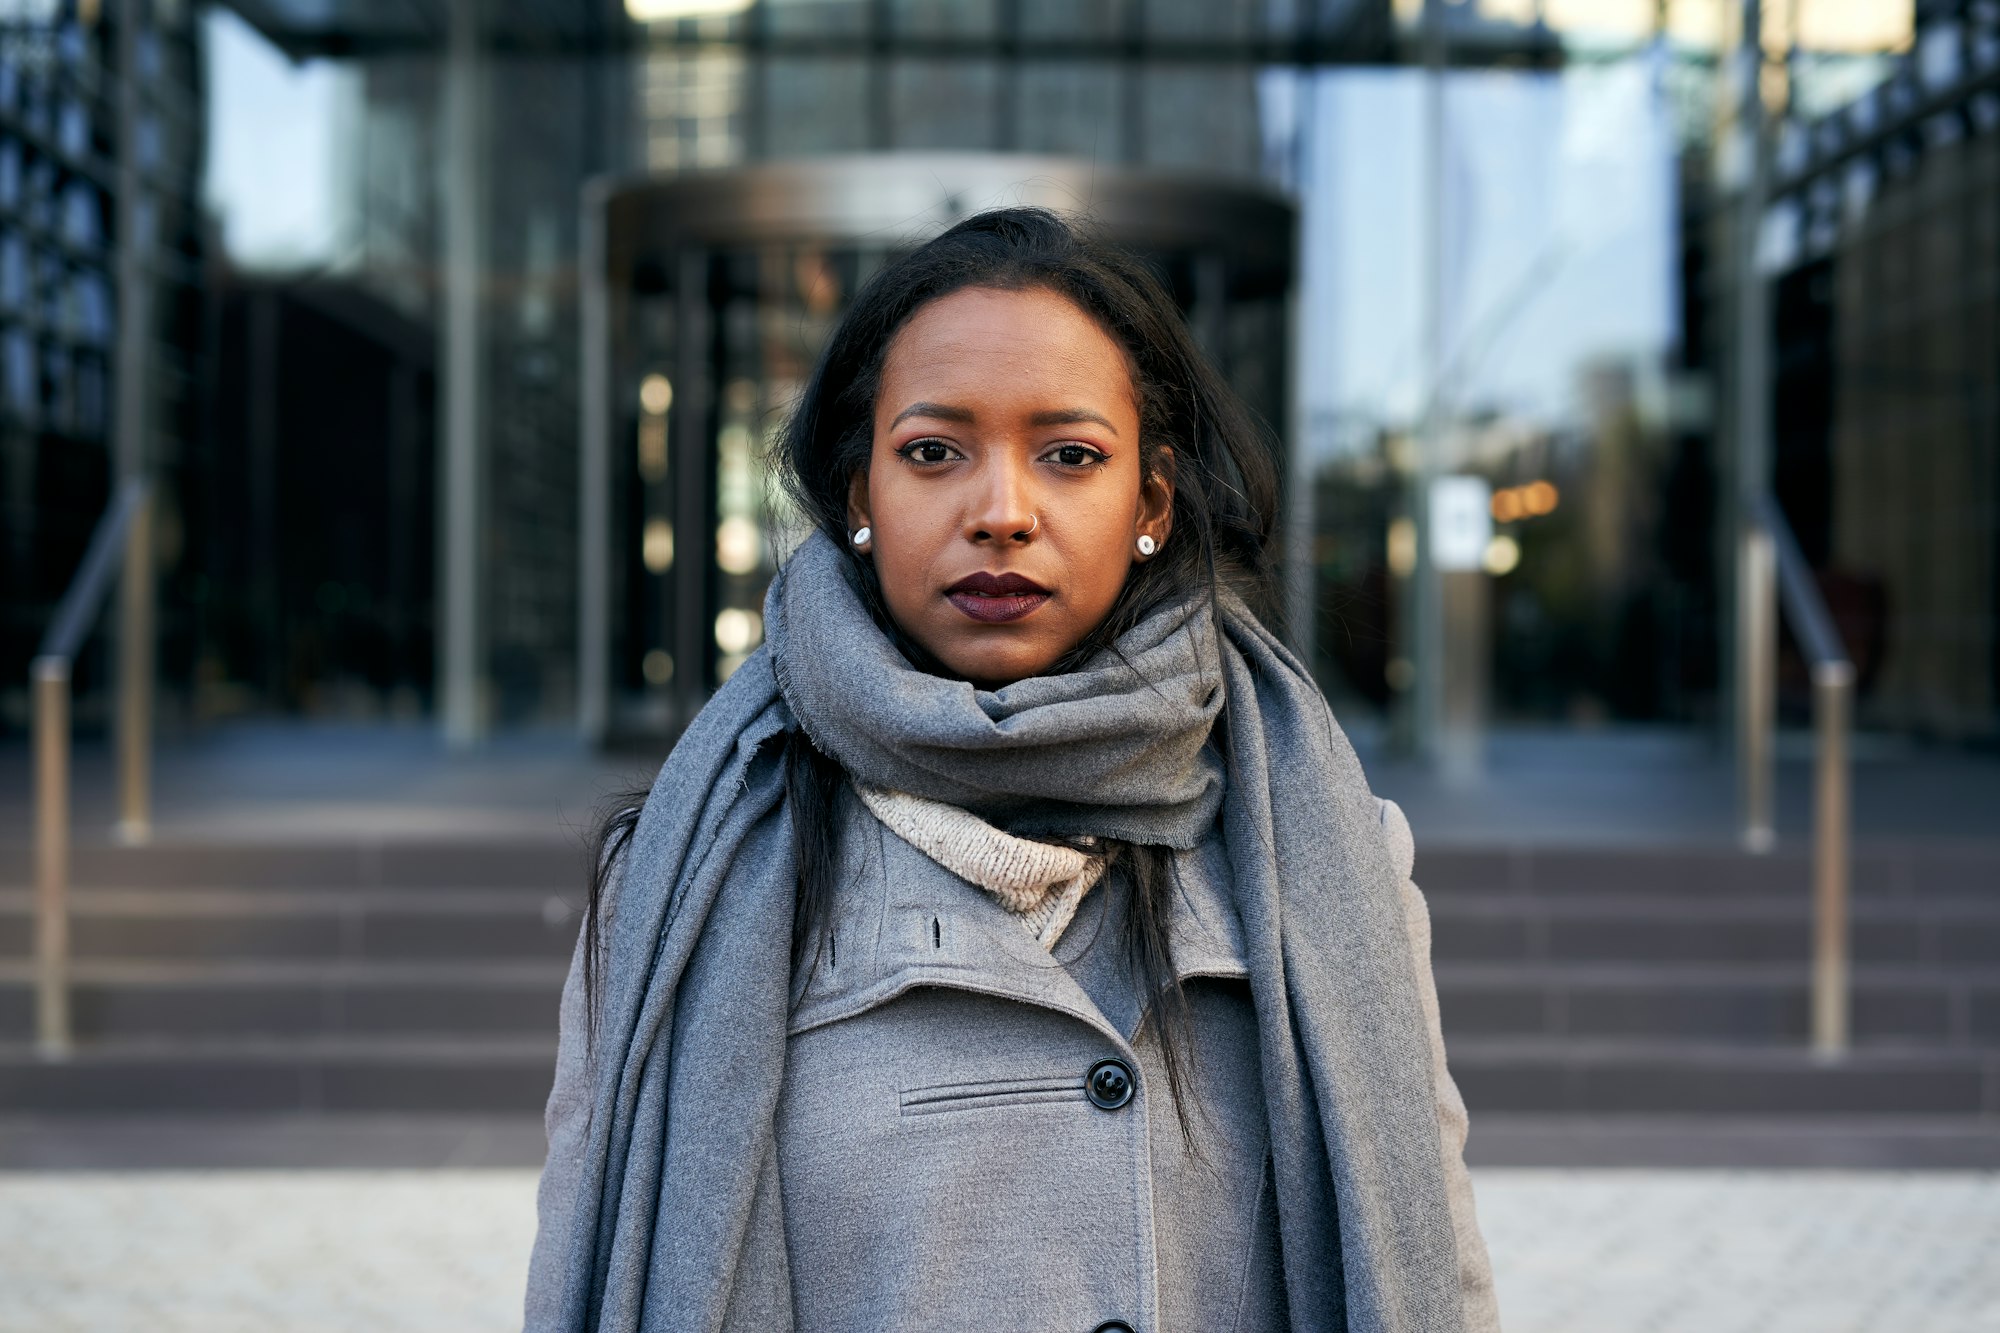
[937,639,1064,691]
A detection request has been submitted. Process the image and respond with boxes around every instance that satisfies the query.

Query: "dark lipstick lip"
[945,571,1051,597]
[947,590,1048,624]
[944,570,1051,624]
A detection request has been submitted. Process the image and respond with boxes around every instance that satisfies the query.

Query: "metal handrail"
[1743,493,1855,1059]
[31,475,152,1059]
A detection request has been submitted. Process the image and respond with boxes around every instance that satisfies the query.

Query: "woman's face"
[847,285,1173,689]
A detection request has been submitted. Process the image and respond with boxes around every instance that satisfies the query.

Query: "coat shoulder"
[1376,796,1416,883]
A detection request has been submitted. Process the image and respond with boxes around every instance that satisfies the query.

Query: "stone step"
[1414,843,2000,900]
[1462,1113,2000,1169]
[5,886,1994,971]
[6,1034,1994,1117]
[0,838,590,893]
[12,962,1992,1049]
[0,960,567,1042]
[1434,962,2000,1046]
[1447,1038,2000,1116]
[0,1037,559,1113]
[0,834,1990,1114]
[0,888,583,963]
[1424,894,2000,966]
[8,838,1993,899]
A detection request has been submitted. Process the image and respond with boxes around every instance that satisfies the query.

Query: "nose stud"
[1136,534,1157,556]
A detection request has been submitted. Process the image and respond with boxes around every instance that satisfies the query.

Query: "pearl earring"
[851,526,872,547]
[1136,534,1157,556]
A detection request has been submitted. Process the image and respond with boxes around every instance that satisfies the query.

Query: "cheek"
[1057,504,1139,617]
[867,472,945,592]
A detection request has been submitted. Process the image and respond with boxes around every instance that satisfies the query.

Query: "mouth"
[944,571,1051,625]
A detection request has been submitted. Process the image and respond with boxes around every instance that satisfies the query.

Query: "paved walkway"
[0,1171,533,1332]
[1476,1170,2000,1333]
[0,1168,1995,1331]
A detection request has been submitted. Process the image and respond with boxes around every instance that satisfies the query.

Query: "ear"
[1135,446,1175,556]
[845,469,873,541]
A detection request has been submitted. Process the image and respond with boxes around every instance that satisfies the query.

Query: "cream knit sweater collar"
[854,782,1107,950]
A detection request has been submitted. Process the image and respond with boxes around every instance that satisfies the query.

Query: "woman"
[526,207,1500,1333]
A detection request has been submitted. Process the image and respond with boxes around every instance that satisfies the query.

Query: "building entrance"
[578,154,1295,743]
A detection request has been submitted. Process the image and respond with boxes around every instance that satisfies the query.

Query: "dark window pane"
[1145,0,1260,39]
[1139,65,1259,171]
[765,0,871,37]
[764,56,870,154]
[1019,0,1122,38]
[1018,61,1125,161]
[889,58,999,150]
[888,0,1000,37]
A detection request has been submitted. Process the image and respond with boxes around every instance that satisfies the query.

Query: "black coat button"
[1085,1057,1135,1110]
[1092,1323,1135,1333]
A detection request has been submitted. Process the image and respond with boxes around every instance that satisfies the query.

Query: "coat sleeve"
[522,848,620,1330]
[1380,797,1503,1333]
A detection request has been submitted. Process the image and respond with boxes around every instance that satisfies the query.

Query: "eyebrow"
[889,401,1120,436]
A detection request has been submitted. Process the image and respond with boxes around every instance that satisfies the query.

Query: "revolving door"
[578,154,1295,743]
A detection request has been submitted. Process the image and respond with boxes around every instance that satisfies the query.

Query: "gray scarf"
[527,529,1464,1333]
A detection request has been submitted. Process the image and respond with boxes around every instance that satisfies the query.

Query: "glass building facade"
[3,0,1993,759]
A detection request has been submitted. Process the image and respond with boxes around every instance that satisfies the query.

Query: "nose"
[963,455,1037,545]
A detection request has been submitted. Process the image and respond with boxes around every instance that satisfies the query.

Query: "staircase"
[0,839,583,1112]
[1423,844,2000,1117]
[3,836,1997,1118]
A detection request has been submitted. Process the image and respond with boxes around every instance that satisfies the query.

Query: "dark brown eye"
[897,439,957,465]
[1048,444,1104,468]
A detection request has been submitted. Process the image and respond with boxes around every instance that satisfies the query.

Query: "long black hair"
[585,207,1281,1138]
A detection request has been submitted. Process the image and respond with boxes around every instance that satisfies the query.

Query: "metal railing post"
[116,487,152,844]
[1754,493,1856,1059]
[30,475,154,1060]
[32,657,72,1059]
[1739,522,1777,852]
[1811,660,1854,1058]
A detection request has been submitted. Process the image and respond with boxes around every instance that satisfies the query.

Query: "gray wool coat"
[532,786,1500,1332]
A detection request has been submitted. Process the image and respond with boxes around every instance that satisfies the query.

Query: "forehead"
[877,286,1137,416]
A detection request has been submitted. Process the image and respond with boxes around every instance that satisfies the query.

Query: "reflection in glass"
[643,519,676,574]
[1295,60,1689,728]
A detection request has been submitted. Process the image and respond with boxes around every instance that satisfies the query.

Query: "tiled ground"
[1475,1170,2000,1333]
[0,1168,1995,1331]
[0,1171,537,1333]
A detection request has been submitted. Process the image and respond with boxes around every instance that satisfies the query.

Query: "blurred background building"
[2,0,1998,1150]
[1,0,1984,754]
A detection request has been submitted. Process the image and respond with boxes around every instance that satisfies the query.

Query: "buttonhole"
[931,916,941,949]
